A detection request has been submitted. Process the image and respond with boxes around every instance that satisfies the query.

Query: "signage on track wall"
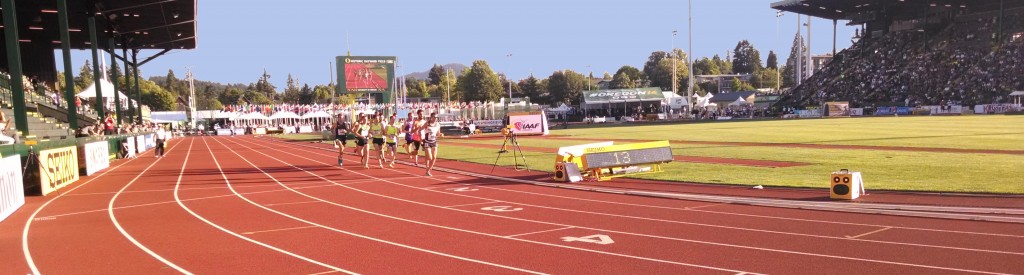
[0,155,25,221]
[39,146,80,196]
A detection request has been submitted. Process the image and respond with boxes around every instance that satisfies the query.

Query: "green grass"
[273,133,323,141]
[435,115,1024,194]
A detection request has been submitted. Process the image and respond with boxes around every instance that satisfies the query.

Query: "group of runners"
[332,109,441,176]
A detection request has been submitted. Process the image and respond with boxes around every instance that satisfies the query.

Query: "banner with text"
[145,134,156,148]
[0,155,25,222]
[79,141,110,176]
[584,88,664,104]
[124,138,136,158]
[136,136,146,154]
[826,102,851,117]
[39,146,80,196]
[508,111,550,136]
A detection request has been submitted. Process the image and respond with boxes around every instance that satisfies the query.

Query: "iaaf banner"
[79,141,110,176]
[39,146,80,196]
[136,136,146,154]
[124,138,137,158]
[0,155,25,222]
[507,111,549,136]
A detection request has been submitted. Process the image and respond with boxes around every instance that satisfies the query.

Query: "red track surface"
[2,136,1024,274]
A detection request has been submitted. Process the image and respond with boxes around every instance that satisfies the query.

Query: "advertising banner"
[507,111,550,136]
[825,102,851,117]
[124,138,136,158]
[39,146,80,196]
[850,108,864,116]
[145,134,156,149]
[975,104,1021,114]
[0,155,25,222]
[79,141,110,176]
[584,88,664,104]
[233,128,245,135]
[254,128,267,135]
[136,135,146,154]
[216,129,232,136]
[874,106,912,115]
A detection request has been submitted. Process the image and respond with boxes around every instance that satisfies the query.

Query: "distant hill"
[403,63,467,80]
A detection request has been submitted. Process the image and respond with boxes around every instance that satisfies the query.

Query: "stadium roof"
[771,0,995,21]
[1,0,197,50]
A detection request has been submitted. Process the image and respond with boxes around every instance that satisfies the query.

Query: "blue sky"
[61,0,856,89]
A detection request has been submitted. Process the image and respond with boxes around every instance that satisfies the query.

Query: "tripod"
[491,132,529,172]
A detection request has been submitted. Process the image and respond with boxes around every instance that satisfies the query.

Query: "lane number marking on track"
[481,206,523,212]
[561,234,615,245]
[447,187,478,192]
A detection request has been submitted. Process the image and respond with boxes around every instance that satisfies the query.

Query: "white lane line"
[38,184,340,220]
[274,140,1024,256]
[686,202,730,210]
[265,201,322,207]
[241,226,320,235]
[186,137,358,274]
[443,201,499,208]
[846,227,893,239]
[209,137,547,275]
[504,227,576,238]
[267,139,1024,239]
[308,270,342,275]
[107,139,193,274]
[242,137,1018,274]
[225,137,759,274]
[22,140,162,275]
[65,181,333,196]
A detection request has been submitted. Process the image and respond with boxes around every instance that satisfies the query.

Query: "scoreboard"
[581,141,674,170]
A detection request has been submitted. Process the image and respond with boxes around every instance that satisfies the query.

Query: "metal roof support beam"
[109,37,122,124]
[89,15,105,119]
[122,45,135,123]
[119,19,194,35]
[132,50,142,124]
[137,48,171,66]
[2,0,29,136]
[100,0,177,14]
[58,0,78,130]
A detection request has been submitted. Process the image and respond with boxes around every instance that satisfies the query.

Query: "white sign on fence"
[80,141,110,176]
[0,155,25,222]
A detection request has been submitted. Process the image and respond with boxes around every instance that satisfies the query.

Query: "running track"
[4,136,1024,274]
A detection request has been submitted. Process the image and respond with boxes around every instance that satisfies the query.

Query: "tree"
[163,69,180,96]
[712,55,732,74]
[693,57,721,76]
[750,68,780,90]
[136,79,175,111]
[313,84,334,104]
[782,33,806,88]
[643,49,689,92]
[614,65,644,86]
[610,72,635,89]
[730,77,755,92]
[456,60,503,102]
[518,75,544,100]
[219,87,245,105]
[602,72,612,80]
[766,50,779,70]
[253,70,277,101]
[428,64,446,85]
[282,74,301,103]
[547,70,587,105]
[298,84,314,104]
[732,40,763,74]
[74,60,93,92]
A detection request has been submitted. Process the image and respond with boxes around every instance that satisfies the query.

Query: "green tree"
[518,75,544,100]
[313,84,334,104]
[282,74,301,103]
[439,70,460,102]
[732,40,763,74]
[137,79,176,111]
[547,70,587,105]
[730,77,755,92]
[693,57,721,76]
[253,69,277,101]
[766,50,779,70]
[74,60,93,92]
[614,65,644,86]
[750,68,780,90]
[298,84,314,104]
[428,64,446,85]
[610,72,635,89]
[602,72,612,80]
[712,54,732,74]
[163,69,180,96]
[643,49,689,92]
[456,60,503,102]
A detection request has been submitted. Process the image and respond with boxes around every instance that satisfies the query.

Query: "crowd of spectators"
[785,10,1024,108]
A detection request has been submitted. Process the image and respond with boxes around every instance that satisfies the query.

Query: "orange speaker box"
[830,169,864,200]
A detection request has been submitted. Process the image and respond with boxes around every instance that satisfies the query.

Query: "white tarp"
[269,111,302,120]
[301,110,331,119]
[76,79,130,100]
[693,93,715,108]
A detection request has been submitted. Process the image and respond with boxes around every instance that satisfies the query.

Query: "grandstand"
[773,0,1024,109]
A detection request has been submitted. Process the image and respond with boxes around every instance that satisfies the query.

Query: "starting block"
[554,141,674,181]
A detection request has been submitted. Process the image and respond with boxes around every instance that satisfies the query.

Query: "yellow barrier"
[39,146,80,195]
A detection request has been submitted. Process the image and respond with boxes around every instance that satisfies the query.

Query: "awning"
[269,111,302,120]
[584,88,665,104]
[77,79,131,101]
[301,110,331,119]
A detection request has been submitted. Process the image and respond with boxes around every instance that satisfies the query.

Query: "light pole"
[672,30,678,95]
[776,11,784,93]
[506,53,513,101]
[687,0,695,112]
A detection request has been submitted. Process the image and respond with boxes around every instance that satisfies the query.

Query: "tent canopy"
[238,112,269,120]
[548,103,572,113]
[1010,91,1024,96]
[729,97,752,106]
[269,111,302,120]
[76,79,132,103]
[302,110,331,119]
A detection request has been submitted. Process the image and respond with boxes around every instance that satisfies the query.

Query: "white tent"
[301,110,332,127]
[214,111,239,120]
[269,111,303,126]
[76,79,130,100]
[693,93,715,108]
[663,92,688,108]
[548,103,572,113]
[729,97,752,106]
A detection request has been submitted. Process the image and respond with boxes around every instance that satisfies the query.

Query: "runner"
[384,113,400,168]
[369,114,386,168]
[354,115,371,168]
[402,112,416,157]
[410,109,427,166]
[417,113,441,176]
[353,113,366,157]
[333,115,350,165]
